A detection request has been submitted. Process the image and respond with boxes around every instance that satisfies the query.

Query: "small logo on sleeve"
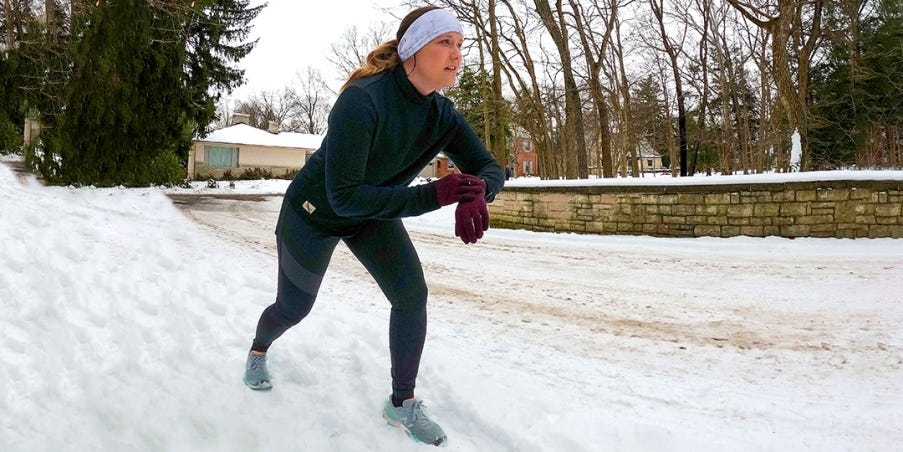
[302,200,316,214]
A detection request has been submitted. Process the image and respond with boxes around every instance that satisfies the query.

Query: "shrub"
[144,149,184,186]
[238,167,274,180]
[0,116,21,155]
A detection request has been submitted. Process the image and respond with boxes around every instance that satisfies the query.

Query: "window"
[647,159,654,168]
[204,145,239,168]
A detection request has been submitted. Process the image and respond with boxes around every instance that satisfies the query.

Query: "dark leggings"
[252,205,428,401]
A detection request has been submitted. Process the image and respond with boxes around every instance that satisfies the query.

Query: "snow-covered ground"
[2,157,902,451]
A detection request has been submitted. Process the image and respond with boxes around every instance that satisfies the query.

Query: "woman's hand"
[455,197,489,244]
[434,173,485,206]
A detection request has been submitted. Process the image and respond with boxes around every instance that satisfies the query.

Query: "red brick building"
[511,135,537,177]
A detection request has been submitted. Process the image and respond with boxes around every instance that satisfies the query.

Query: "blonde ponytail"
[340,40,401,92]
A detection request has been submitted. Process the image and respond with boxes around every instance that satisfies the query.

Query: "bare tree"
[287,66,331,134]
[726,0,824,171]
[603,0,639,177]
[486,0,507,166]
[686,0,712,176]
[211,96,233,130]
[649,0,690,176]
[2,0,13,47]
[739,10,779,171]
[327,22,392,84]
[655,56,680,176]
[234,88,295,131]
[570,0,616,178]
[495,0,559,178]
[534,0,588,179]
[441,0,509,167]
[708,0,739,174]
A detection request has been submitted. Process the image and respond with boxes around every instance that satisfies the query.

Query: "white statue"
[790,128,802,171]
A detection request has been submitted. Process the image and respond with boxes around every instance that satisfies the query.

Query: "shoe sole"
[244,379,272,391]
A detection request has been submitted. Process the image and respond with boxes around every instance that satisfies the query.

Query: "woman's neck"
[403,59,435,96]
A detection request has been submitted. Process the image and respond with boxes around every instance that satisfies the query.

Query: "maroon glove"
[434,174,485,206]
[455,197,490,244]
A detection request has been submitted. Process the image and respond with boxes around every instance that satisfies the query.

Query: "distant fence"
[489,179,903,238]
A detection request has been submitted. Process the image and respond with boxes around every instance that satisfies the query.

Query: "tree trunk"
[468,1,493,149]
[726,0,822,171]
[495,0,558,178]
[691,0,712,176]
[653,58,678,177]
[4,0,13,47]
[534,0,588,179]
[749,23,774,172]
[651,0,688,176]
[569,0,614,178]
[487,0,507,168]
[612,14,638,177]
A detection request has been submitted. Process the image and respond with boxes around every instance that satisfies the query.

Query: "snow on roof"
[198,123,323,150]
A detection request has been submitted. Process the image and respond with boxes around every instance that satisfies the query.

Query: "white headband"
[397,9,463,61]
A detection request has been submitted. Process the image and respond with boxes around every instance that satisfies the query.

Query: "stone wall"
[489,180,903,238]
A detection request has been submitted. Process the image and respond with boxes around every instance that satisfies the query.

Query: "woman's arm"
[323,87,440,219]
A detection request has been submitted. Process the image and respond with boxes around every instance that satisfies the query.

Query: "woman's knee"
[389,279,428,313]
[274,271,317,324]
[273,294,315,325]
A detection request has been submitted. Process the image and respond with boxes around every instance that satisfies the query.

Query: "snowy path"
[2,157,901,451]
[172,194,903,451]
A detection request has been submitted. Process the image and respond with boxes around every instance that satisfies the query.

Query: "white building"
[188,123,323,180]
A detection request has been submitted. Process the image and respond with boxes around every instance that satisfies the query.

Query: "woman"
[243,6,504,446]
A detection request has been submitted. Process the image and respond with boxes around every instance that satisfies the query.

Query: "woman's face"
[404,32,464,95]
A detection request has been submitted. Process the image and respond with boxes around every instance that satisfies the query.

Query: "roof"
[637,141,661,158]
[198,123,323,150]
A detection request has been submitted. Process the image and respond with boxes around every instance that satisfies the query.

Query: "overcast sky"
[230,0,401,100]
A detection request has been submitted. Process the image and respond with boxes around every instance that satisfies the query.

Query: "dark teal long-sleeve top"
[283,65,504,236]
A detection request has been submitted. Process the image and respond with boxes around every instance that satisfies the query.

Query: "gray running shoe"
[243,351,272,390]
[383,398,447,446]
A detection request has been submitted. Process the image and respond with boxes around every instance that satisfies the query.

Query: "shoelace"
[248,354,267,373]
[406,400,434,430]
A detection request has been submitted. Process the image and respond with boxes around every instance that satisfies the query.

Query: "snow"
[167,177,292,196]
[504,170,903,188]
[199,123,324,150]
[2,158,902,451]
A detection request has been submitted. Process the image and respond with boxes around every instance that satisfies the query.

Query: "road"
[171,193,901,377]
[171,193,903,448]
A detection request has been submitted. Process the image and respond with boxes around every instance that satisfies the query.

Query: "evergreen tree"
[47,2,183,185]
[631,75,669,159]
[0,52,22,154]
[444,65,510,159]
[33,0,261,186]
[182,0,263,141]
[0,2,38,154]
[810,0,903,168]
[19,1,72,176]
